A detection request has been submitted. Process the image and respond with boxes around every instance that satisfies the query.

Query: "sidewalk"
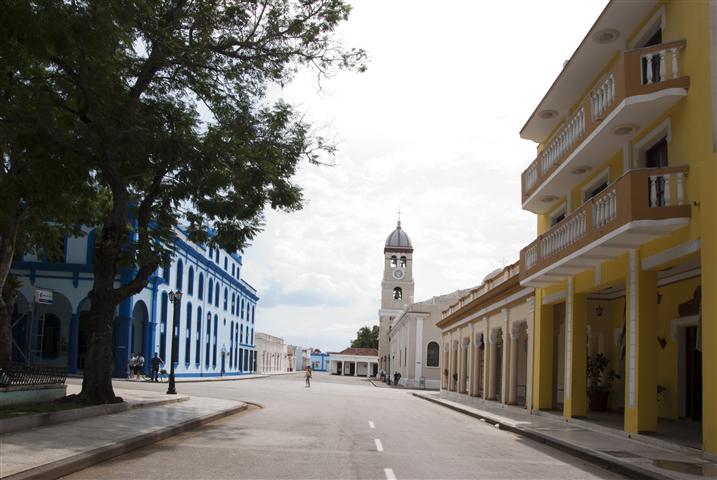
[0,387,247,480]
[414,391,716,480]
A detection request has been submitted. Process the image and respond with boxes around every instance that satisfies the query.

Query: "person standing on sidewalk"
[150,352,164,382]
[305,366,312,388]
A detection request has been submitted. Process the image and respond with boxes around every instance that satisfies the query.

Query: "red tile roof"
[336,347,378,356]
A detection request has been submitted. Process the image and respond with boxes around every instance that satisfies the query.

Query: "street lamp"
[167,290,182,395]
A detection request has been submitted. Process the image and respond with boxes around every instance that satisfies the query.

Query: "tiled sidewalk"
[0,392,246,479]
[414,391,716,480]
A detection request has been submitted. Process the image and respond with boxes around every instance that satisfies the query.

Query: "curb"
[412,393,674,480]
[0,396,189,435]
[3,401,248,480]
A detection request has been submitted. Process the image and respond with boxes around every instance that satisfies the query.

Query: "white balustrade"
[591,74,615,121]
[593,190,617,229]
[525,245,537,270]
[642,46,682,85]
[649,171,688,207]
[540,211,586,258]
[524,163,538,192]
[538,108,585,175]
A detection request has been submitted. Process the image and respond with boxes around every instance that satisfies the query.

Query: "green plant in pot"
[587,353,620,411]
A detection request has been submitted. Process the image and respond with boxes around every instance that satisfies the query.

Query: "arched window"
[224,257,228,270]
[42,314,61,359]
[198,273,204,300]
[426,341,440,367]
[205,311,212,366]
[214,283,220,307]
[240,323,244,344]
[185,302,192,364]
[231,293,236,315]
[175,260,184,290]
[393,287,402,300]
[232,264,235,276]
[390,255,397,267]
[234,325,239,366]
[208,246,213,260]
[213,315,218,367]
[240,298,245,319]
[399,256,407,268]
[251,305,255,323]
[160,292,168,360]
[250,328,253,345]
[223,288,228,311]
[195,307,202,365]
[208,278,214,303]
[187,267,194,295]
[215,249,219,263]
[86,229,96,264]
[162,264,170,283]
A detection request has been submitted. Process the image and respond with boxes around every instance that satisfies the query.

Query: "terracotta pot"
[588,390,610,411]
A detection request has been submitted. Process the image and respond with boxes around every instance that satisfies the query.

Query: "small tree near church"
[350,325,379,349]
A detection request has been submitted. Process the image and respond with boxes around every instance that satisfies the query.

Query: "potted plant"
[587,353,620,411]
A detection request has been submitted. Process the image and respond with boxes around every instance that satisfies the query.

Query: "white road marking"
[374,438,384,452]
[384,467,397,480]
[368,421,375,429]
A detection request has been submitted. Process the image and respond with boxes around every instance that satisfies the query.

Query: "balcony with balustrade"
[519,166,690,287]
[521,40,689,214]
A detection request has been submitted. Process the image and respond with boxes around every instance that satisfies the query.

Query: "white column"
[488,329,497,399]
[415,317,424,382]
[468,324,476,396]
[509,324,520,405]
[501,309,510,404]
[526,297,535,411]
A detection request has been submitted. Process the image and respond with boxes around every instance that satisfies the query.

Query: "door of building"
[684,326,702,421]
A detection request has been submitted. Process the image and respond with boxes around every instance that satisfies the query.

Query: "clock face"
[393,269,405,280]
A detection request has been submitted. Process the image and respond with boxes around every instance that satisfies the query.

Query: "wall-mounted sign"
[34,288,54,305]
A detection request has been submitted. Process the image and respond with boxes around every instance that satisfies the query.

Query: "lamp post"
[167,290,182,395]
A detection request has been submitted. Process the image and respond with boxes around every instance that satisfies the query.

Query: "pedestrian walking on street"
[150,352,164,382]
[305,366,312,388]
[128,353,139,380]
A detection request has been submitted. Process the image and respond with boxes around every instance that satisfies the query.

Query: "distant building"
[310,349,329,371]
[255,332,287,374]
[10,227,258,378]
[329,348,378,377]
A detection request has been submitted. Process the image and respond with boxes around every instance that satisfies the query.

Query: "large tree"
[350,325,379,349]
[2,0,364,404]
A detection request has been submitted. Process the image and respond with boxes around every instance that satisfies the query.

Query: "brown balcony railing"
[521,40,688,200]
[519,166,690,281]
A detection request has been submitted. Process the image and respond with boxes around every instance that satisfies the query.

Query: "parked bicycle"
[142,369,168,383]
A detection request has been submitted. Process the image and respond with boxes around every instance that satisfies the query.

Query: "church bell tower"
[377,218,414,372]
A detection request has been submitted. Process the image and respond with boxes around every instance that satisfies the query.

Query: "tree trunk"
[78,220,125,405]
[0,282,16,367]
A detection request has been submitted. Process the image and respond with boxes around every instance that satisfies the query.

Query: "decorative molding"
[542,290,566,305]
[641,239,700,271]
[671,315,699,341]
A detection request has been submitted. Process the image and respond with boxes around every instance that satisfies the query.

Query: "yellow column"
[624,250,658,433]
[533,290,555,410]
[482,325,490,399]
[564,278,587,418]
[468,325,476,396]
[487,330,500,400]
[447,334,454,391]
[508,324,519,405]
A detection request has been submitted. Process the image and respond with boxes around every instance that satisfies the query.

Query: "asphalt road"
[62,374,626,479]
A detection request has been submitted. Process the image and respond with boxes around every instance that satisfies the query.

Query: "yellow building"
[518,0,716,456]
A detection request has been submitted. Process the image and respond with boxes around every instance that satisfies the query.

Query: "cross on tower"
[396,207,402,224]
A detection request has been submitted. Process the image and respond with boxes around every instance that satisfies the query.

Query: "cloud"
[241,0,610,352]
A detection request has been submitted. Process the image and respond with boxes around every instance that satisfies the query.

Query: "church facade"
[377,220,462,389]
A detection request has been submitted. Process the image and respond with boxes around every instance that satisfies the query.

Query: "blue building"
[10,227,258,378]
[310,349,329,372]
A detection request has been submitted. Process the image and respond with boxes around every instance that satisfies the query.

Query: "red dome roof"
[384,221,413,253]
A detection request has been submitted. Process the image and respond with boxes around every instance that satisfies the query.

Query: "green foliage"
[350,325,379,349]
[586,353,620,394]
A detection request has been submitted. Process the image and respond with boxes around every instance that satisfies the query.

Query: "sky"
[241,0,609,352]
